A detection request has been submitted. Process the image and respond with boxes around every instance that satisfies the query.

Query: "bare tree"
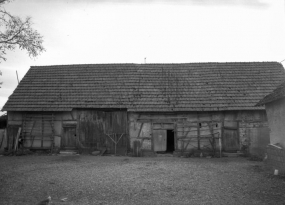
[0,0,45,62]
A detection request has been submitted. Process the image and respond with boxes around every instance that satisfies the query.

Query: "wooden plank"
[151,121,154,151]
[137,117,187,120]
[0,129,6,150]
[174,123,177,150]
[30,135,36,148]
[137,123,144,138]
[14,127,21,151]
[197,123,200,150]
[41,115,44,148]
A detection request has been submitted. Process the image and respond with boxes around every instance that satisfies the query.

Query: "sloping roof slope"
[3,62,285,112]
[256,80,285,105]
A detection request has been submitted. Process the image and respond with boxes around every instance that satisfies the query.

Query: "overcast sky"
[1,0,285,113]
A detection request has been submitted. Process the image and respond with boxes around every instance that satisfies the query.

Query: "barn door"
[153,129,167,152]
[78,110,127,154]
[104,111,128,155]
[222,121,239,152]
[61,127,77,149]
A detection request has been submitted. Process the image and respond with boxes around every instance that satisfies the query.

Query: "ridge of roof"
[29,61,281,68]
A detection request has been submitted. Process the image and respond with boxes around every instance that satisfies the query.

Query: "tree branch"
[0,4,45,62]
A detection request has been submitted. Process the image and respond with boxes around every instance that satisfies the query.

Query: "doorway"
[166,130,175,153]
[62,127,77,150]
[222,121,239,152]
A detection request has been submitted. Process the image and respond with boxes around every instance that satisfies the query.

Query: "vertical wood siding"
[77,110,127,154]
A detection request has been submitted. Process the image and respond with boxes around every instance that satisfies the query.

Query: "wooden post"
[41,115,44,148]
[29,121,36,148]
[137,123,143,138]
[126,113,129,154]
[114,134,117,156]
[174,123,177,151]
[14,127,22,151]
[237,121,240,146]
[0,129,6,150]
[151,121,154,152]
[219,133,222,157]
[7,126,11,151]
[221,121,224,152]
[197,122,200,150]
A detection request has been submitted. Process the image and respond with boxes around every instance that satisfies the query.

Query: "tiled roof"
[3,62,285,112]
[256,80,285,105]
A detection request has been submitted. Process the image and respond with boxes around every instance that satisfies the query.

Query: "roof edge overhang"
[2,106,265,112]
[2,108,73,112]
[256,96,285,106]
[127,107,265,112]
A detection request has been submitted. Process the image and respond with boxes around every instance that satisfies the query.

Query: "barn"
[2,62,285,156]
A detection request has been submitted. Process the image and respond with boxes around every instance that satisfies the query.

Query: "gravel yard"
[0,155,285,205]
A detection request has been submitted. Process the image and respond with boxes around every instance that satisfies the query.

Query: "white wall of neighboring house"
[265,98,285,148]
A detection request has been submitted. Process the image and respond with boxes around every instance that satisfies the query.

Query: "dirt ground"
[0,155,285,205]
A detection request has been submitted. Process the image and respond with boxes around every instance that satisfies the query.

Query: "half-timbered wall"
[129,110,269,156]
[7,109,269,156]
[6,109,128,154]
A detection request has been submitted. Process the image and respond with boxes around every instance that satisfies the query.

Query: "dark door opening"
[166,130,175,153]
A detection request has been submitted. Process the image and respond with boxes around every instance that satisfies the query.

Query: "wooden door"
[222,121,239,152]
[61,127,77,149]
[223,129,239,152]
[153,129,166,152]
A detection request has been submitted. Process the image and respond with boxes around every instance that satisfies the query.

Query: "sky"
[1,0,285,114]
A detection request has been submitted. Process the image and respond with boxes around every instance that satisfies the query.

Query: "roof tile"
[3,62,285,112]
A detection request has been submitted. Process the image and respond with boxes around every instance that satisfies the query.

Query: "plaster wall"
[265,98,285,148]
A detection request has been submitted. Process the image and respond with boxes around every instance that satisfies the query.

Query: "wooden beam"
[151,121,154,152]
[174,123,177,150]
[136,123,144,138]
[14,127,21,151]
[197,122,200,150]
[0,129,6,150]
[41,115,44,148]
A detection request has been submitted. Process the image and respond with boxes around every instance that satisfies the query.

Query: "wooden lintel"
[137,137,151,140]
[137,117,188,121]
[223,127,238,130]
